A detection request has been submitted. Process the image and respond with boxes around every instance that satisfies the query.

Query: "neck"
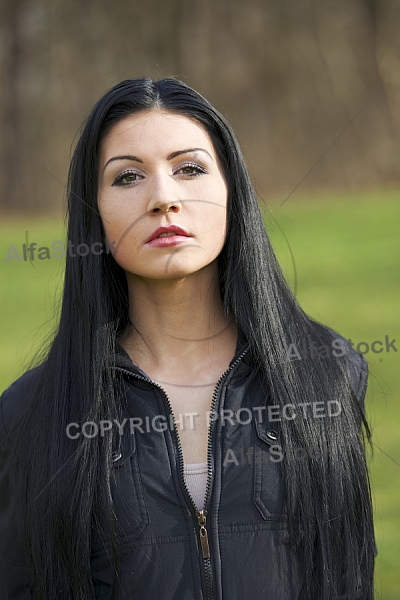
[119,263,238,378]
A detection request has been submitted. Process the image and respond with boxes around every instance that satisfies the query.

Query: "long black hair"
[7,78,375,599]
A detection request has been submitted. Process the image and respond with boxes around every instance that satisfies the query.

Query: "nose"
[147,171,182,215]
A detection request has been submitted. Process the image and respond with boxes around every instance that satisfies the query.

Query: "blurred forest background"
[1,0,400,211]
[0,0,399,598]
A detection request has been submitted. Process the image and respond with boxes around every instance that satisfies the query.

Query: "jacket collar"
[114,326,251,374]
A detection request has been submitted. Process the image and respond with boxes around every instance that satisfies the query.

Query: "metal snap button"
[266,430,278,441]
[111,450,122,463]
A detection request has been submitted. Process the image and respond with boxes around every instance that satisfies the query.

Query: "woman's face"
[97,109,228,280]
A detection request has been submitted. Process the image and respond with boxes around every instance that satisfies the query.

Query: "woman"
[0,78,375,599]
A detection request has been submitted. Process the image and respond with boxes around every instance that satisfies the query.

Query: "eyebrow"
[102,147,213,173]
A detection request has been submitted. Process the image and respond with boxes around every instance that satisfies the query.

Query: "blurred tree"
[0,0,24,211]
[0,0,399,212]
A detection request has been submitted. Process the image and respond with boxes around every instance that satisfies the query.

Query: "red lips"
[146,225,191,243]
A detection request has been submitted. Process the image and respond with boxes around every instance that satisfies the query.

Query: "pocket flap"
[110,423,135,467]
[253,408,282,446]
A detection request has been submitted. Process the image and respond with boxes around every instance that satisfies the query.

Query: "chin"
[125,261,216,281]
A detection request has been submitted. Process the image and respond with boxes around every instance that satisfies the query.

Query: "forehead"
[100,109,216,159]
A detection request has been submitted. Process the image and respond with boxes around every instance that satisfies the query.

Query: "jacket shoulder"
[0,369,42,588]
[347,347,368,407]
[325,327,369,409]
[0,365,45,441]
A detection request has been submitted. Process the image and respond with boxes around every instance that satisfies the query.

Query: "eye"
[175,163,208,178]
[112,169,143,187]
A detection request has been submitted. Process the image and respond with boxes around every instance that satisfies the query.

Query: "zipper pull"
[196,509,210,558]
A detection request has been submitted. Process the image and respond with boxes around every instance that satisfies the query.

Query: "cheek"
[98,197,149,273]
[98,197,143,248]
[206,184,228,235]
[199,201,227,255]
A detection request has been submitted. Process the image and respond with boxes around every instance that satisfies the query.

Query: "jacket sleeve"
[354,351,377,557]
[342,352,377,599]
[0,377,35,599]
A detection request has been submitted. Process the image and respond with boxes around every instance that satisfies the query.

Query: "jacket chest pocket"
[252,415,287,520]
[92,429,150,554]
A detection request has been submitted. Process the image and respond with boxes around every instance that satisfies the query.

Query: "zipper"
[114,344,250,600]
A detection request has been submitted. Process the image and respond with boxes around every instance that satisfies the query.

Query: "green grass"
[0,189,399,597]
[0,216,65,387]
[266,189,400,598]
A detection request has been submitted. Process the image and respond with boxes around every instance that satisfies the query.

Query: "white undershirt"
[183,461,208,510]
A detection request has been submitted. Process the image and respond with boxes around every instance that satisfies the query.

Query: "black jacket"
[0,334,369,599]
